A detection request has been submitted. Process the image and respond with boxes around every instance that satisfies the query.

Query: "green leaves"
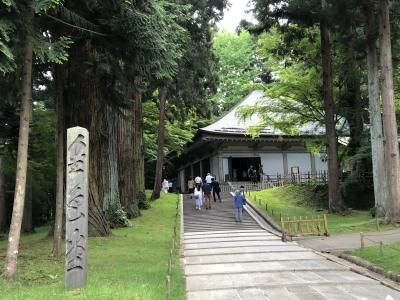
[33,35,72,64]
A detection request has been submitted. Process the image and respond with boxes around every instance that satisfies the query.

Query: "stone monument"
[65,127,89,289]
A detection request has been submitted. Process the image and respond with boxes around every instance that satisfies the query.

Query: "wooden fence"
[280,214,329,241]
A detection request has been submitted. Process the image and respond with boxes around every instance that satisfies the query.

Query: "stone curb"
[338,252,400,284]
[245,198,282,233]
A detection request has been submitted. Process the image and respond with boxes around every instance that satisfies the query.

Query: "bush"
[106,201,131,228]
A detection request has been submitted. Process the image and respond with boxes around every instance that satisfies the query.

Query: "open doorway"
[231,157,261,181]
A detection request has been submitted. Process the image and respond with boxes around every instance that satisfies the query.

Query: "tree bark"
[117,107,139,217]
[104,105,120,214]
[63,41,110,236]
[0,156,6,233]
[3,1,34,278]
[151,86,167,200]
[379,0,400,222]
[52,64,65,256]
[365,0,389,215]
[320,0,345,213]
[133,80,147,208]
[22,188,33,233]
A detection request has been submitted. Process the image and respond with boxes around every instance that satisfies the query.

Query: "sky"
[217,0,256,32]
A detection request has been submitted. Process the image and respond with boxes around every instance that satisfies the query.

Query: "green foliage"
[33,35,72,64]
[138,191,150,209]
[252,185,396,234]
[353,241,400,275]
[0,193,185,299]
[212,30,261,111]
[106,200,131,228]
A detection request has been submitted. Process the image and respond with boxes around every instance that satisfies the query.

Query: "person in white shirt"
[194,176,202,185]
[205,173,213,184]
[162,179,169,193]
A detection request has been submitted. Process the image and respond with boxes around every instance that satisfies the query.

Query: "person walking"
[203,181,212,209]
[211,177,221,203]
[187,177,195,199]
[233,189,246,223]
[194,175,202,186]
[205,172,213,184]
[193,184,203,210]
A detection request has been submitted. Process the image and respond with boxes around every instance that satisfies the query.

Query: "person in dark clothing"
[202,182,212,209]
[211,178,221,203]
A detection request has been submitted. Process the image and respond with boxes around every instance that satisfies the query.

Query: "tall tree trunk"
[22,187,33,233]
[320,0,345,213]
[365,0,389,215]
[3,1,34,278]
[0,156,6,233]
[151,86,167,200]
[133,80,147,208]
[379,0,400,222]
[52,64,65,256]
[104,105,120,214]
[117,107,139,217]
[63,41,110,236]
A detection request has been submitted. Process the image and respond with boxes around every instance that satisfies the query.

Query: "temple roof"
[200,90,326,136]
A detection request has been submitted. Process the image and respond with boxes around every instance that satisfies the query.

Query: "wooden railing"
[280,214,329,241]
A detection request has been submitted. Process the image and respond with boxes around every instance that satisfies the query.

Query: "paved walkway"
[296,229,400,253]
[182,194,400,300]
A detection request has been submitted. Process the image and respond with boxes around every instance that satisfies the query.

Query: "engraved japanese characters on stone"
[65,127,89,289]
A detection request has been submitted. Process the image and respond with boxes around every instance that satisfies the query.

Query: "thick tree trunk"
[63,41,110,236]
[151,86,167,200]
[365,1,389,215]
[104,105,120,214]
[133,82,147,208]
[117,107,139,217]
[52,64,65,256]
[320,0,345,213]
[3,1,33,277]
[0,156,6,233]
[379,0,400,222]
[22,188,33,233]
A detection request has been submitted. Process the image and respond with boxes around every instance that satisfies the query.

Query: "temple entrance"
[231,157,261,181]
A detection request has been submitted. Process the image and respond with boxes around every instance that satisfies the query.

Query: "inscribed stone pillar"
[65,127,89,289]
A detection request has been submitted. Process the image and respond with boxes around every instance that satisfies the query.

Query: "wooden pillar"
[310,153,316,177]
[282,152,288,179]
[218,153,224,182]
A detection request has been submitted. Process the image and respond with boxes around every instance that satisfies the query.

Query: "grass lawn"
[353,241,400,275]
[0,192,184,300]
[250,185,396,235]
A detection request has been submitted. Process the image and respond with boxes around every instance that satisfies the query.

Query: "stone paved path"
[182,194,400,300]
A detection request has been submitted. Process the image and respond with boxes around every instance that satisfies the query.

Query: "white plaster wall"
[287,153,311,174]
[260,153,284,175]
[315,154,328,172]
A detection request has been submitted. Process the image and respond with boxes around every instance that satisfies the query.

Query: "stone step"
[184,245,306,257]
[184,229,266,236]
[184,251,324,265]
[184,240,290,250]
[184,259,346,276]
[187,283,398,300]
[184,236,280,244]
[186,270,374,292]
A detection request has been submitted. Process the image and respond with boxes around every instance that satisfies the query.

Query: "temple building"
[176,90,328,191]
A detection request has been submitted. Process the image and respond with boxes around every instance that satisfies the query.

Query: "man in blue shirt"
[203,182,212,209]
